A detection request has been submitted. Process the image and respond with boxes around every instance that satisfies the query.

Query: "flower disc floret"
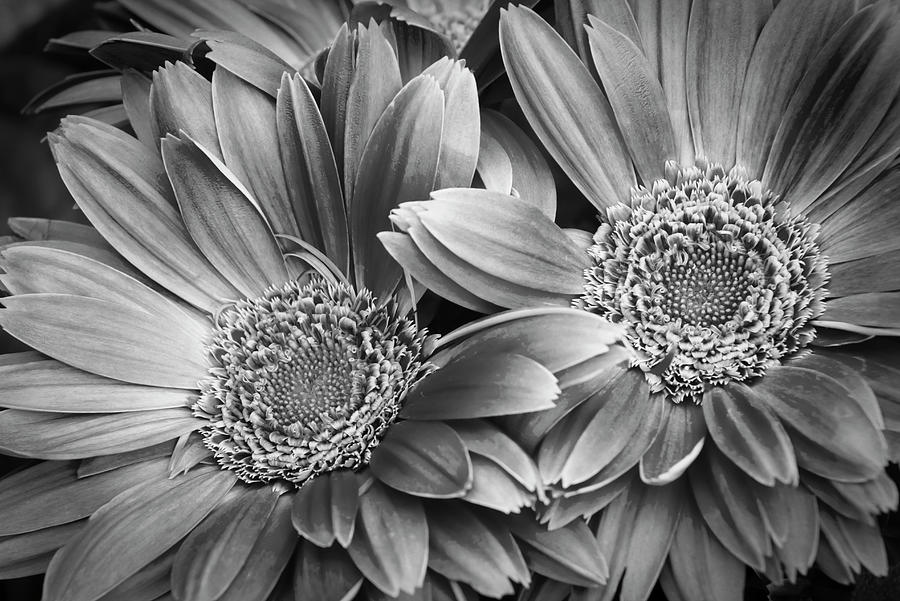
[195,277,430,485]
[581,161,828,403]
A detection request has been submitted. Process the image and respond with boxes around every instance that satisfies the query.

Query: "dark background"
[0,2,898,600]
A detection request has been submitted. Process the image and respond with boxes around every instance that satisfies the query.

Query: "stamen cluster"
[195,277,430,485]
[580,161,828,403]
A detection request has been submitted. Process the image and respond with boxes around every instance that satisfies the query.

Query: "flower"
[0,24,611,601]
[380,1,900,599]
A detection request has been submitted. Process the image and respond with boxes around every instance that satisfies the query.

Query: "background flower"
[380,1,900,599]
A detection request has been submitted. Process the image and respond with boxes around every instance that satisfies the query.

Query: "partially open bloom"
[382,2,900,599]
[0,24,614,601]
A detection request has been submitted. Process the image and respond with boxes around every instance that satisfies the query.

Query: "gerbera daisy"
[0,23,613,601]
[380,1,900,599]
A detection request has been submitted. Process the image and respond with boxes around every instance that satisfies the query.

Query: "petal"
[0,293,207,389]
[640,402,707,485]
[171,485,279,601]
[400,352,559,421]
[79,441,174,478]
[0,458,168,536]
[291,470,360,548]
[293,541,363,601]
[753,366,888,482]
[216,494,296,601]
[510,515,608,587]
[0,409,198,460]
[828,249,900,297]
[479,109,556,218]
[350,74,444,297]
[425,503,529,597]
[586,16,676,183]
[98,547,175,601]
[763,4,900,213]
[451,419,541,492]
[0,356,193,413]
[370,421,472,499]
[771,483,819,580]
[342,23,403,204]
[161,134,288,297]
[500,5,634,209]
[43,467,236,601]
[49,117,239,312]
[211,67,300,238]
[0,522,84,580]
[320,24,354,167]
[792,351,883,429]
[821,292,900,329]
[463,455,534,514]
[542,473,631,531]
[702,383,798,486]
[199,29,297,97]
[735,0,852,175]
[667,507,745,601]
[150,62,221,157]
[685,0,770,167]
[421,58,480,190]
[7,217,107,248]
[120,69,155,151]
[276,73,349,272]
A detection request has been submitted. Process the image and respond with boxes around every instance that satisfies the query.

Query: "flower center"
[580,161,828,404]
[407,0,489,51]
[195,278,429,485]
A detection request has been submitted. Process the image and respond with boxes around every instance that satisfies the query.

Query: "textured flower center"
[408,0,489,51]
[195,278,429,485]
[580,161,828,403]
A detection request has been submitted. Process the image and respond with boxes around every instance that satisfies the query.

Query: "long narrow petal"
[212,67,300,238]
[821,292,900,329]
[7,217,107,248]
[216,494,296,601]
[49,117,239,311]
[0,458,168,536]
[703,383,798,486]
[43,467,236,601]
[320,24,353,170]
[0,522,84,580]
[0,409,197,460]
[511,515,608,587]
[370,421,472,499]
[586,16,676,183]
[400,352,559,420]
[639,402,706,485]
[120,69,155,151]
[78,441,174,478]
[422,58,480,190]
[0,293,207,388]
[452,420,541,492]
[772,484,819,580]
[171,486,279,601]
[277,73,349,272]
[500,5,633,209]
[479,109,556,218]
[735,0,851,175]
[293,541,363,601]
[762,4,900,212]
[291,471,359,548]
[685,0,770,166]
[161,134,288,297]
[97,547,175,601]
[350,75,444,297]
[667,507,745,601]
[150,61,221,157]
[0,356,192,413]
[199,30,296,97]
[346,481,428,596]
[426,503,529,597]
[343,23,403,204]
[463,455,534,514]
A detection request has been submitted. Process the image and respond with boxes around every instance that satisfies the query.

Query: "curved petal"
[510,515,608,587]
[400,352,559,420]
[370,421,472,499]
[586,16,676,183]
[0,522,84,581]
[463,455,534,514]
[150,61,221,158]
[452,420,541,492]
[640,402,706,485]
[821,292,900,330]
[161,134,288,297]
[685,0,770,166]
[703,383,798,486]
[42,467,236,601]
[0,409,198,460]
[199,29,297,97]
[500,5,634,209]
[294,540,363,601]
[346,481,428,596]
[0,293,207,389]
[667,506,745,601]
[212,67,300,238]
[291,470,359,548]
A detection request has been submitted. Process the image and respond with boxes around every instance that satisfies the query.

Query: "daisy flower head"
[381,1,900,599]
[0,21,614,601]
